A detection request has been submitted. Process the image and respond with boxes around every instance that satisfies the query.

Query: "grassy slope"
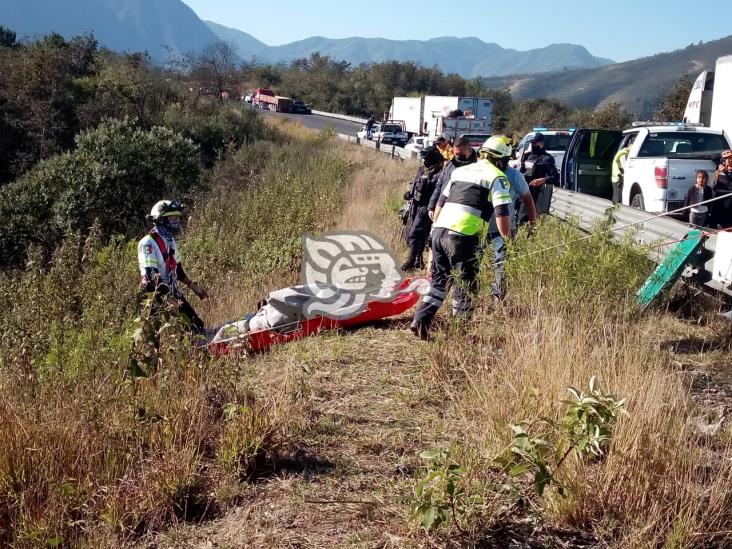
[145,125,732,548]
[1,117,730,548]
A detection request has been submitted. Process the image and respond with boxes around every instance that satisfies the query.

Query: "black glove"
[403,191,411,200]
[256,298,267,310]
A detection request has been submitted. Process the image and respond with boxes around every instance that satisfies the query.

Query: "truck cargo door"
[561,129,621,198]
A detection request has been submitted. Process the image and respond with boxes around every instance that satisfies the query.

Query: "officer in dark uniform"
[402,146,444,271]
[518,132,559,223]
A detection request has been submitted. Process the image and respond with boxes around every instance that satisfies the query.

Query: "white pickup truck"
[561,124,730,213]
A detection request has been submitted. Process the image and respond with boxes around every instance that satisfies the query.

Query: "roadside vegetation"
[1,27,730,549]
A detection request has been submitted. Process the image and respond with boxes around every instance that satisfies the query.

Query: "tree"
[506,98,570,138]
[0,26,16,48]
[0,32,98,183]
[188,41,239,101]
[0,119,200,268]
[655,75,693,122]
[91,52,174,128]
[482,87,513,133]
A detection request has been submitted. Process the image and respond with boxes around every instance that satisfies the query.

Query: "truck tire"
[630,193,645,210]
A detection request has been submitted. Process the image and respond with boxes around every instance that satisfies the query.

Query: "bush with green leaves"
[406,449,481,532]
[163,103,273,167]
[500,216,651,316]
[495,377,627,498]
[0,118,200,268]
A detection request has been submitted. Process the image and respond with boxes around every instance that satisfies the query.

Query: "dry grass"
[2,122,732,548]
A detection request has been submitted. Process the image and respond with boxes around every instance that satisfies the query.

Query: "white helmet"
[148,200,184,232]
[480,135,513,159]
[148,200,184,220]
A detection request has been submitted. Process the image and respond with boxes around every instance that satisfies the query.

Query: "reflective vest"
[138,228,180,289]
[435,160,513,236]
[611,147,630,183]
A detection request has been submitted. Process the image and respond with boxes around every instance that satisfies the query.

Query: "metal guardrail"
[336,133,418,161]
[330,125,730,297]
[551,188,729,296]
[312,110,368,124]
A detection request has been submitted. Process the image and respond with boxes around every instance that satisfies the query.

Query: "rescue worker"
[138,200,209,335]
[518,132,558,222]
[611,136,635,204]
[712,149,732,228]
[410,136,513,340]
[402,146,444,271]
[435,136,454,161]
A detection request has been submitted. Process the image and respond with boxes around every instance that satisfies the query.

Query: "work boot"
[414,255,425,270]
[410,320,430,341]
[401,258,416,272]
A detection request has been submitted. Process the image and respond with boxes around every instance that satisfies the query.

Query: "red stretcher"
[208,277,425,356]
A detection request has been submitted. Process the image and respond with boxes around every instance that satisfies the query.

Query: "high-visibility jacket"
[434,159,513,236]
[611,147,630,183]
[138,228,182,293]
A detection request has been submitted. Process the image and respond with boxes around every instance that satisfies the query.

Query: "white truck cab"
[561,123,730,213]
[510,128,574,174]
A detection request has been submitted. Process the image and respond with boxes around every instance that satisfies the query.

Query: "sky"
[181,0,731,62]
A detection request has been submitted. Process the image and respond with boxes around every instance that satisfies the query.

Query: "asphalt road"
[253,106,364,136]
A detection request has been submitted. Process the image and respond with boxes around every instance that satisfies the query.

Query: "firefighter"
[138,200,209,334]
[410,136,513,340]
[402,146,444,271]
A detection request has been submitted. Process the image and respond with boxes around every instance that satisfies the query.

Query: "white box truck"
[389,96,493,137]
[710,55,732,137]
[389,97,424,135]
[684,55,732,137]
[422,96,492,136]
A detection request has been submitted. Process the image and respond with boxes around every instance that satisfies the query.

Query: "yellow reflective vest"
[611,147,630,184]
[434,160,513,236]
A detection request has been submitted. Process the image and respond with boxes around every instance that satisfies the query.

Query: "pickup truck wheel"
[630,193,645,210]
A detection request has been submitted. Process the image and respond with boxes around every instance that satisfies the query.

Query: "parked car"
[243,94,253,103]
[357,123,378,140]
[560,122,730,212]
[404,135,429,153]
[291,100,312,115]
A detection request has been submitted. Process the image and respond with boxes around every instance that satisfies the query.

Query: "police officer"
[401,146,444,271]
[410,136,513,340]
[138,200,209,334]
[518,132,558,222]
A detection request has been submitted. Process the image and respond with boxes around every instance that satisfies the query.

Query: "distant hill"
[0,0,222,60]
[481,35,732,117]
[205,21,614,78]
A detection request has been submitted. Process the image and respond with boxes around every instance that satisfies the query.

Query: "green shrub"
[163,104,273,167]
[0,119,200,268]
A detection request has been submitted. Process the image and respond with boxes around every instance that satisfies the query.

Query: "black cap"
[530,133,545,143]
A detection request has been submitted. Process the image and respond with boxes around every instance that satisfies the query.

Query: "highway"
[253,106,364,136]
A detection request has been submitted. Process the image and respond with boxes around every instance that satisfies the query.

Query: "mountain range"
[0,0,221,61]
[0,0,613,77]
[480,34,732,117]
[205,21,614,78]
